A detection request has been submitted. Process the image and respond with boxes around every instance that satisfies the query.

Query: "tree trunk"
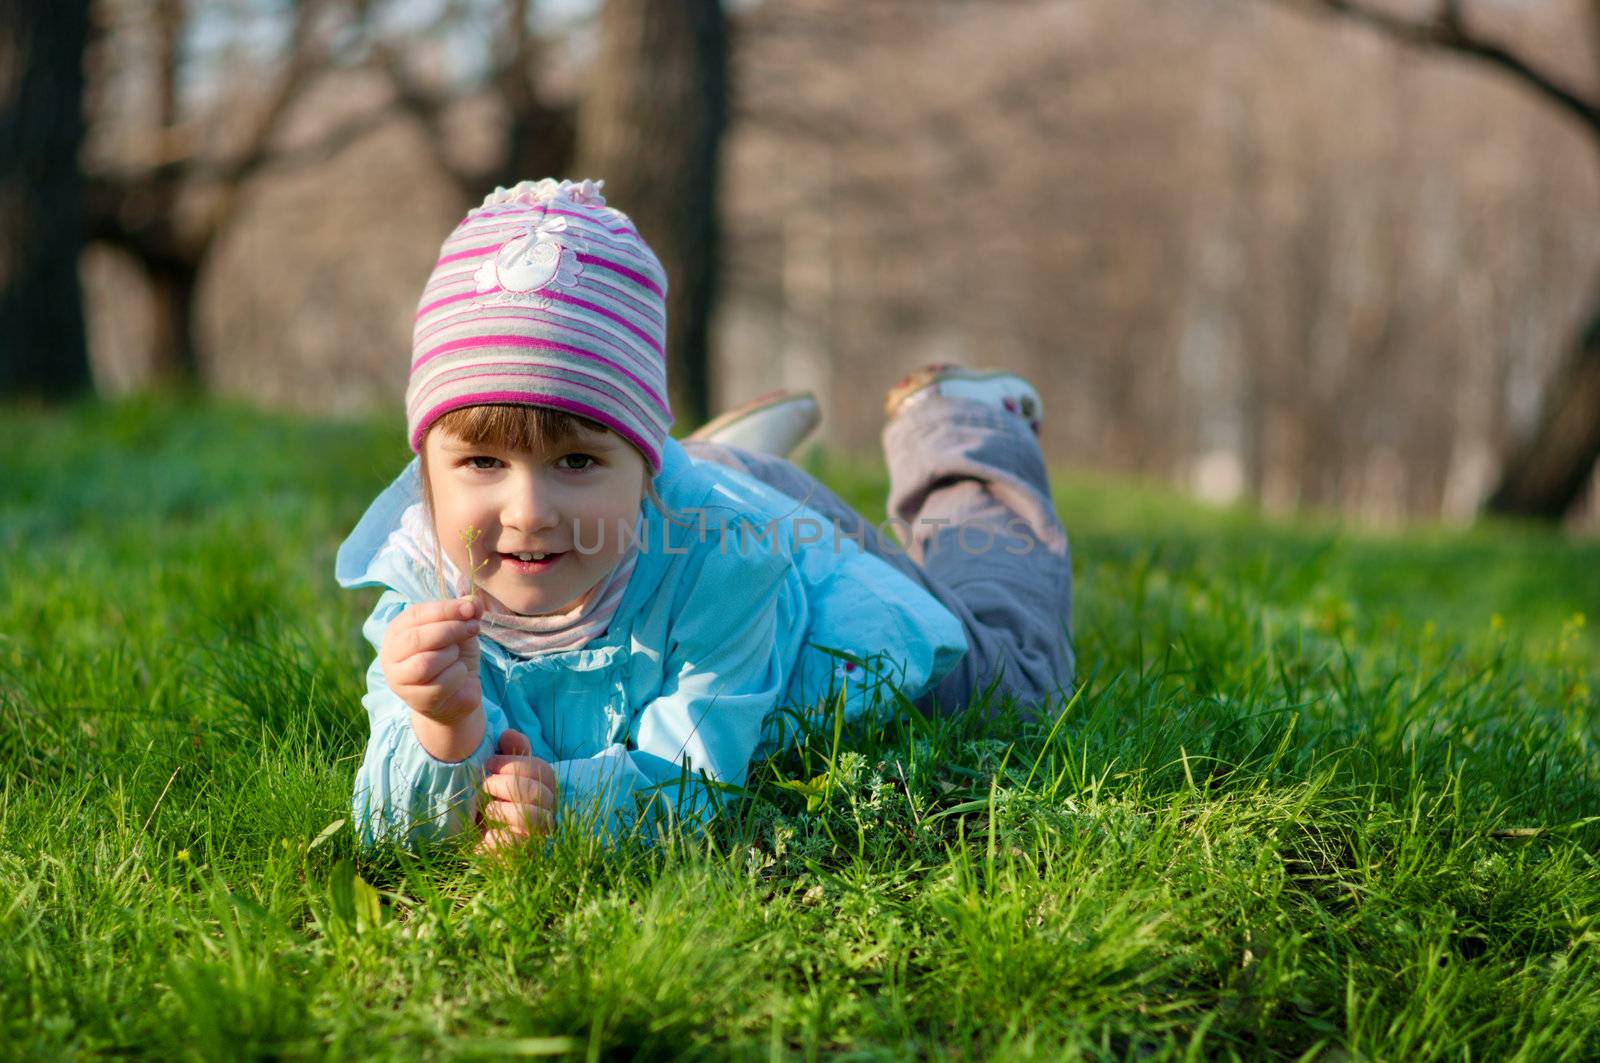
[574,0,727,427]
[1484,297,1600,519]
[1477,42,1600,521]
[0,0,91,400]
[82,177,207,388]
[146,256,202,386]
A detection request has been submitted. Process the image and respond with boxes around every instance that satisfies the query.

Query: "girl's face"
[423,421,649,616]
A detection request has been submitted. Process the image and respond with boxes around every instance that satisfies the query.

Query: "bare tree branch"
[82,0,373,380]
[197,0,334,238]
[368,0,574,199]
[1283,0,1600,135]
[84,105,394,247]
[369,38,483,193]
[89,0,346,256]
[1271,0,1600,518]
[154,0,182,129]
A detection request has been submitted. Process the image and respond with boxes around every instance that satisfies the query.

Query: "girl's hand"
[380,596,484,724]
[479,728,559,851]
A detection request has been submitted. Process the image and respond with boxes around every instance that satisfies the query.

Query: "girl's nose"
[500,474,561,533]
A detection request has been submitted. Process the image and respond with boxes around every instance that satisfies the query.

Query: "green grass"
[2,395,1597,1060]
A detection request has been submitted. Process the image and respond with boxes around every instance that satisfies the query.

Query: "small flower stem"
[458,524,490,612]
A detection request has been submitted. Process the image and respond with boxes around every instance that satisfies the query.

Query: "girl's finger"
[483,772,556,809]
[409,664,478,720]
[497,728,532,756]
[482,798,555,837]
[484,755,559,793]
[478,828,519,852]
[436,665,480,709]
[397,644,461,686]
[481,798,530,836]
[404,618,480,657]
[408,597,481,626]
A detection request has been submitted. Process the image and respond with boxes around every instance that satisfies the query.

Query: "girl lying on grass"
[335,178,1075,849]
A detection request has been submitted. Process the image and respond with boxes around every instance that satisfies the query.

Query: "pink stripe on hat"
[542,292,664,355]
[577,252,667,298]
[434,242,503,268]
[410,333,667,411]
[410,361,665,428]
[412,307,653,372]
[542,207,641,236]
[416,289,487,321]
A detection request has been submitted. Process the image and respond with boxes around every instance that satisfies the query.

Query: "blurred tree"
[83,0,723,416]
[573,0,727,425]
[0,0,92,400]
[370,0,576,196]
[373,0,727,423]
[1278,0,1600,520]
[83,0,389,386]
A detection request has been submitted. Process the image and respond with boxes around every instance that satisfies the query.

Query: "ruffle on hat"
[478,178,610,211]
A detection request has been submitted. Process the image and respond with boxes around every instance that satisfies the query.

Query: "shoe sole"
[686,390,821,449]
[885,365,1041,423]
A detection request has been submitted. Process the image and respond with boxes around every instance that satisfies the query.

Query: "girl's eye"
[465,456,501,471]
[558,454,597,471]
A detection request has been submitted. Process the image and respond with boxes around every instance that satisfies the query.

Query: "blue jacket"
[335,438,967,844]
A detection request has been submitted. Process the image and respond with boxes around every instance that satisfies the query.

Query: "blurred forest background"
[5,0,1600,531]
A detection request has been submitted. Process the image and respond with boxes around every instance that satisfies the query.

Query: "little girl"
[336,178,1074,847]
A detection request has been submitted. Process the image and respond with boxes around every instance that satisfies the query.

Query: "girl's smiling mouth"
[499,550,566,573]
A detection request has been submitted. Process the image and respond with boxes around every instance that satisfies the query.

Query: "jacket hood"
[335,458,436,602]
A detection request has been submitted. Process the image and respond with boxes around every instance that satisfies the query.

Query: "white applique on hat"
[473,215,586,309]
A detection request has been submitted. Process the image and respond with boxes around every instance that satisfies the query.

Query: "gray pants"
[683,396,1074,717]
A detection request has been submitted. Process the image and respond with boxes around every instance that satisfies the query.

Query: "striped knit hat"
[406,178,672,471]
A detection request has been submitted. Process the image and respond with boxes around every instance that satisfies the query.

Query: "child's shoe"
[685,389,821,457]
[885,363,1043,435]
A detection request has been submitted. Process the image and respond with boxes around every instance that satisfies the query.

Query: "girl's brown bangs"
[432,403,606,452]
